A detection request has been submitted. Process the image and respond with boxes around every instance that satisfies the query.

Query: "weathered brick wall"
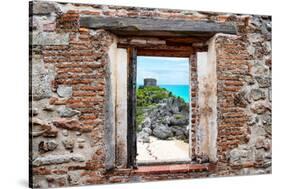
[215,35,253,174]
[215,22,271,175]
[30,1,271,187]
[30,2,116,187]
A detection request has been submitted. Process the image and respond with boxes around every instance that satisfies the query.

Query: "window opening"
[135,56,191,164]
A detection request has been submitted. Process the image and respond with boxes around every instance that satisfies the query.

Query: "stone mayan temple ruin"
[29,1,272,188]
[144,78,157,87]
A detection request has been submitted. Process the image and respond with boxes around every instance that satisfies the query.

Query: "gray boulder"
[142,127,152,135]
[142,117,151,128]
[137,131,150,143]
[152,124,173,139]
[170,115,188,126]
[137,95,190,140]
[171,125,189,139]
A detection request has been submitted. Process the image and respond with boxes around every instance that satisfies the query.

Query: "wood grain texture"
[80,16,237,37]
[127,47,137,168]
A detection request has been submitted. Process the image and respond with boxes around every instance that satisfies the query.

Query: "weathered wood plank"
[80,16,237,37]
[117,43,194,51]
[164,36,210,45]
[127,47,137,168]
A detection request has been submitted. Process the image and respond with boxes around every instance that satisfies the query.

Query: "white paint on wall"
[197,52,209,157]
[115,48,128,168]
[105,37,117,170]
[207,36,218,162]
[108,37,128,168]
[197,39,218,162]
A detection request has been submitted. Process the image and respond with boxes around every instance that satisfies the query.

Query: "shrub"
[136,86,172,107]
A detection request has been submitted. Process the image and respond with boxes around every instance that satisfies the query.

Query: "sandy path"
[137,136,190,163]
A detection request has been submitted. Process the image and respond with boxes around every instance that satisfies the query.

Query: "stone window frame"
[106,39,200,169]
[112,36,219,169]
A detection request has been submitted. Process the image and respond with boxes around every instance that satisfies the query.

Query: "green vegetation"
[136,107,145,132]
[136,86,172,107]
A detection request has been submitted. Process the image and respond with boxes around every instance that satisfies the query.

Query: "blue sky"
[137,56,189,85]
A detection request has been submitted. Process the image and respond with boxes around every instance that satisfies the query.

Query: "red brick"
[80,10,101,15]
[33,167,51,175]
[79,27,89,31]
[80,115,97,120]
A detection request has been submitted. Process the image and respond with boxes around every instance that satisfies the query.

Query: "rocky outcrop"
[137,97,190,142]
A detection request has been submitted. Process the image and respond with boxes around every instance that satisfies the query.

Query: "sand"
[137,136,190,163]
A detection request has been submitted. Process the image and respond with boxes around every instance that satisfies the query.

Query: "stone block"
[68,172,81,185]
[229,148,248,163]
[53,118,82,131]
[255,76,271,88]
[47,140,58,151]
[249,89,266,101]
[32,154,85,166]
[32,32,69,46]
[62,138,75,150]
[58,106,81,117]
[251,102,270,114]
[57,85,72,98]
[32,1,61,15]
[38,140,58,153]
[261,113,271,127]
[32,63,52,100]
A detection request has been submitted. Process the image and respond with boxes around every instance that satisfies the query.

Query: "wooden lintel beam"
[80,16,237,37]
[117,43,194,52]
[164,36,210,45]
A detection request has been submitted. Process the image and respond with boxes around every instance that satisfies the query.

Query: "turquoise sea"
[160,85,190,102]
